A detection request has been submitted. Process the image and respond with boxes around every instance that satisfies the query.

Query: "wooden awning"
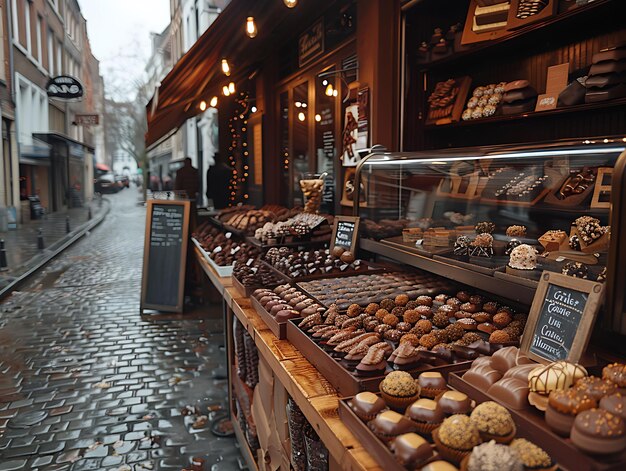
[146,0,338,149]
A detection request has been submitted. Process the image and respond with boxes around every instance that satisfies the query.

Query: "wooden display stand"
[591,167,613,209]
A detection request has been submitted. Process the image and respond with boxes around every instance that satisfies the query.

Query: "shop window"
[315,66,336,213]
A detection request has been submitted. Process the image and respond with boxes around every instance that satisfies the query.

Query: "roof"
[145,0,339,149]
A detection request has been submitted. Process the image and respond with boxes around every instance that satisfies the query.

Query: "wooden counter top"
[195,250,382,471]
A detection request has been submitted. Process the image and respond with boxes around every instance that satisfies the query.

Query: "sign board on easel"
[331,216,360,253]
[141,200,190,313]
[520,271,604,364]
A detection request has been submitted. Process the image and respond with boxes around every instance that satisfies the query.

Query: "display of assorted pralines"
[252,284,325,323]
[346,369,556,470]
[264,246,365,280]
[462,82,506,121]
[217,204,299,234]
[297,272,453,310]
[481,165,550,202]
[253,212,331,244]
[462,351,626,458]
[296,289,528,377]
[193,224,259,267]
[233,257,283,288]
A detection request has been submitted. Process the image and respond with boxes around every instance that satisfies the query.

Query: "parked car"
[94,173,119,194]
[115,175,130,189]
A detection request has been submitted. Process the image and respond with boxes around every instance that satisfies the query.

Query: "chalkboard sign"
[521,271,604,364]
[331,216,360,253]
[141,200,191,313]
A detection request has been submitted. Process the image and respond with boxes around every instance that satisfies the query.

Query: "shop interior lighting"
[223,85,231,96]
[251,106,257,113]
[229,82,236,94]
[246,17,258,38]
[325,84,334,96]
[315,114,321,122]
[284,0,298,8]
[199,100,207,111]
[210,96,218,107]
[295,101,302,107]
[221,59,231,76]
[298,112,306,121]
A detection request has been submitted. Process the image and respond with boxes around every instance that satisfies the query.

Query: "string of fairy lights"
[227,91,252,205]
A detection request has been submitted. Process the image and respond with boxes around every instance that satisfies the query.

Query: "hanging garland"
[227,90,252,206]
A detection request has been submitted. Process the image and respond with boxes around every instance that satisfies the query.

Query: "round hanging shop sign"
[46,75,84,100]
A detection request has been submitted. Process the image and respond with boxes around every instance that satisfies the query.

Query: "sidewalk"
[0,196,110,293]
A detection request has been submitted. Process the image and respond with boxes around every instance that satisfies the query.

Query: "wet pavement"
[0,190,243,470]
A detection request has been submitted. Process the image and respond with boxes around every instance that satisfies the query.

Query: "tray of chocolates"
[246,212,333,249]
[296,271,454,311]
[479,165,557,207]
[449,353,626,470]
[250,284,325,339]
[262,247,384,283]
[339,369,559,470]
[286,289,526,396]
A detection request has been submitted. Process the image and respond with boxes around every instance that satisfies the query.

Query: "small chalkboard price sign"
[141,200,191,313]
[331,216,360,253]
[521,271,604,364]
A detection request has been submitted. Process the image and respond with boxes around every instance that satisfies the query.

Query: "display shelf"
[230,408,260,471]
[424,97,626,130]
[449,372,626,471]
[220,282,382,471]
[193,245,232,296]
[360,238,536,305]
[413,0,615,71]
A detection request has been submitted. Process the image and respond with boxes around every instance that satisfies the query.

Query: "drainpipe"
[6,0,21,212]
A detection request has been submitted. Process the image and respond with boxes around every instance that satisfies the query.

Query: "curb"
[0,199,112,301]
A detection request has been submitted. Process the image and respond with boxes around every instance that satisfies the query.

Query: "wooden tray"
[286,320,472,397]
[191,237,234,277]
[449,373,626,471]
[261,259,386,283]
[231,274,281,298]
[338,398,440,471]
[244,235,330,250]
[250,295,292,340]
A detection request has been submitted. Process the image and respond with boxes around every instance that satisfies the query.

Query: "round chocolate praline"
[417,295,433,307]
[434,294,449,304]
[600,394,626,420]
[456,291,471,303]
[437,390,472,415]
[350,391,387,421]
[460,302,479,314]
[407,398,445,424]
[570,408,626,455]
[390,433,433,468]
[446,297,462,308]
[483,301,498,314]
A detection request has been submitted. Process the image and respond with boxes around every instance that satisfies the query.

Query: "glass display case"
[353,137,626,335]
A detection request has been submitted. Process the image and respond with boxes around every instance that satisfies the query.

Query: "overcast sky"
[80,0,170,100]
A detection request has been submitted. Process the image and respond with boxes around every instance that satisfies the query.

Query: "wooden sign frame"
[330,216,360,253]
[520,271,604,364]
[141,199,191,313]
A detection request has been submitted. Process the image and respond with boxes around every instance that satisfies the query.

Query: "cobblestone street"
[0,190,242,471]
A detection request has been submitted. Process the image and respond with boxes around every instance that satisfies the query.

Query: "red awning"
[96,163,111,172]
[145,0,335,148]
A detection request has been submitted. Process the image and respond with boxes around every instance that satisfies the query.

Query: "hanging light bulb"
[246,17,257,38]
[199,100,207,111]
[298,112,306,121]
[295,101,302,108]
[228,82,236,94]
[210,96,218,107]
[315,114,321,122]
[251,106,257,113]
[221,59,231,76]
[284,0,297,8]
[325,84,334,96]
[322,79,328,86]
[333,89,338,97]
[223,85,231,96]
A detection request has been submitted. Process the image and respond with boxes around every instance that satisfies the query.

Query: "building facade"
[4,0,105,224]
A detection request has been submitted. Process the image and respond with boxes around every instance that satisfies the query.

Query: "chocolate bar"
[503,86,538,103]
[585,72,626,89]
[589,60,626,76]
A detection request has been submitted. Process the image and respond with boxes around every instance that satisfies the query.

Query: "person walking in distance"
[174,157,199,229]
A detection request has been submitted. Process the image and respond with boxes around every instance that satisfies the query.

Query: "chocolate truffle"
[570,408,626,455]
[433,312,451,329]
[390,433,433,468]
[489,330,510,344]
[603,363,626,388]
[368,410,416,441]
[407,398,445,427]
[395,294,410,307]
[436,414,482,452]
[350,391,387,421]
[575,376,618,401]
[546,388,597,437]
[419,371,447,398]
[600,394,626,420]
[509,439,552,469]
[437,390,472,415]
[417,295,433,306]
[470,402,515,441]
[467,441,523,471]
